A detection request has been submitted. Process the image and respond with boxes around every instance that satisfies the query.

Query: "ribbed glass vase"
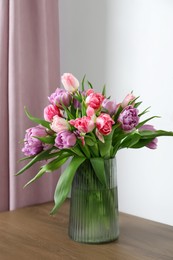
[68,158,119,244]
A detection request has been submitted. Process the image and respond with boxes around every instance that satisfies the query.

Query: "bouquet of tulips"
[17,73,173,214]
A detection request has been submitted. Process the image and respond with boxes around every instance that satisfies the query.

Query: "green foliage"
[87,80,93,89]
[102,84,106,96]
[90,157,107,187]
[24,107,50,129]
[34,135,55,144]
[136,116,160,129]
[98,132,113,158]
[16,148,59,175]
[50,156,86,214]
[24,155,69,188]
[81,74,86,91]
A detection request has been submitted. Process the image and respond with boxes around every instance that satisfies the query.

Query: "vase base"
[69,236,119,244]
[68,231,119,244]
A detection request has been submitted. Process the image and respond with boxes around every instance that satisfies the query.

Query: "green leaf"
[120,133,141,148]
[139,130,156,137]
[78,142,90,158]
[76,108,79,118]
[24,168,46,187]
[140,130,173,139]
[24,107,50,129]
[16,148,57,176]
[132,130,173,148]
[129,95,140,105]
[18,155,35,162]
[81,99,86,117]
[85,133,99,157]
[81,74,86,91]
[85,138,95,146]
[61,103,74,120]
[134,101,142,108]
[73,95,82,102]
[113,105,123,122]
[87,80,93,89]
[90,157,107,186]
[50,156,86,215]
[70,146,85,157]
[85,136,95,146]
[112,140,122,157]
[98,132,113,158]
[138,106,151,117]
[34,135,55,144]
[41,155,70,173]
[70,102,76,117]
[102,84,106,96]
[112,130,127,146]
[24,155,69,187]
[136,116,160,129]
[131,138,154,148]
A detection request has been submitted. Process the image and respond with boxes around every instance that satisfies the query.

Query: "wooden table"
[0,199,173,260]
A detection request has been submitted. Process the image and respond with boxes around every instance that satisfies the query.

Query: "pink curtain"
[0,0,60,211]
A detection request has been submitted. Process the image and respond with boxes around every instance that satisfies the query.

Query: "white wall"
[59,0,109,91]
[59,0,173,226]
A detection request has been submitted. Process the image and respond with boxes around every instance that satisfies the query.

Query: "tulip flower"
[55,130,76,149]
[118,105,139,132]
[61,73,79,93]
[22,125,47,156]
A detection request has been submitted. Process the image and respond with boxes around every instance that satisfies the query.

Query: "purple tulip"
[139,124,158,149]
[22,125,47,156]
[102,99,116,115]
[73,98,81,109]
[139,124,155,132]
[48,88,72,108]
[118,105,139,131]
[146,139,158,149]
[55,130,76,149]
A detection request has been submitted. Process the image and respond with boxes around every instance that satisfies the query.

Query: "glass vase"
[68,158,119,244]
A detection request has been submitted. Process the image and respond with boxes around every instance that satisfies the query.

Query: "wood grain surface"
[0,199,173,260]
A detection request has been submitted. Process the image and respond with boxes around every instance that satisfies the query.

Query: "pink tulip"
[96,113,114,136]
[86,106,95,117]
[69,116,95,133]
[86,92,105,110]
[95,128,105,143]
[61,73,79,93]
[86,89,94,96]
[51,115,69,133]
[44,104,62,122]
[121,93,135,108]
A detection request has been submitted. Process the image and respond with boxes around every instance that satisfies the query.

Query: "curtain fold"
[0,0,60,211]
[0,0,9,211]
